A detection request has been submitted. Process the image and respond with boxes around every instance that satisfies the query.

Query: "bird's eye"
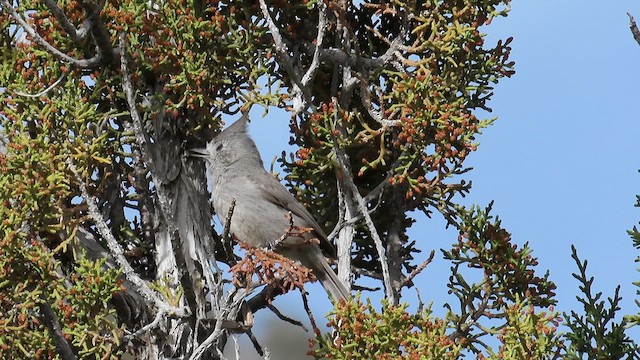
[216,143,223,151]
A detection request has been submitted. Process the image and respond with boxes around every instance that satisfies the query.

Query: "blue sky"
[236,0,640,356]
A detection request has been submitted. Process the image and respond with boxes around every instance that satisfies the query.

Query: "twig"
[222,198,237,266]
[448,288,492,342]
[190,319,226,360]
[350,266,382,280]
[266,304,308,331]
[351,283,380,292]
[331,113,395,304]
[13,72,67,98]
[628,13,640,46]
[396,250,435,290]
[359,82,401,127]
[0,0,101,67]
[300,0,328,88]
[190,288,249,360]
[327,192,384,241]
[274,211,295,247]
[77,0,115,64]
[301,291,320,336]
[118,33,156,170]
[415,288,424,313]
[66,158,186,317]
[42,0,85,43]
[258,0,310,112]
[123,309,166,341]
[246,330,265,357]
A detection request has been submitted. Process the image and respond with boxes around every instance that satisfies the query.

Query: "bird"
[190,114,350,301]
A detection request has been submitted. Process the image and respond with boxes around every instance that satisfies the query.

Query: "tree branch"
[42,0,85,43]
[66,158,187,317]
[77,0,116,64]
[396,250,435,290]
[332,121,395,303]
[628,13,640,46]
[258,0,310,113]
[38,297,77,360]
[13,72,67,98]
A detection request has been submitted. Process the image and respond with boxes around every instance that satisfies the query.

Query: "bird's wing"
[248,172,336,257]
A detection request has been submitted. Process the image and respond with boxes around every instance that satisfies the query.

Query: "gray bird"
[191,115,350,301]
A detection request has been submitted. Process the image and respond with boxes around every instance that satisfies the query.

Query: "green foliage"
[625,192,640,328]
[313,293,562,359]
[311,295,463,360]
[440,203,560,356]
[280,0,515,283]
[444,203,557,310]
[563,246,640,359]
[488,298,562,360]
[1,0,276,357]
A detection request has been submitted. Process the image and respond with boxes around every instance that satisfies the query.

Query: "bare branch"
[300,1,328,88]
[38,297,77,360]
[222,198,237,266]
[266,303,308,331]
[0,0,102,67]
[124,310,166,341]
[118,33,156,170]
[628,13,640,46]
[77,0,115,63]
[448,287,493,342]
[258,0,310,113]
[42,0,85,43]
[396,250,435,290]
[359,82,402,127]
[189,288,249,360]
[332,119,395,304]
[301,291,320,336]
[13,72,66,98]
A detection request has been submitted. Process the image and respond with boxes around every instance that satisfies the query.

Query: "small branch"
[194,287,251,359]
[327,190,385,241]
[77,0,115,64]
[396,250,435,290]
[359,82,401,127]
[258,0,310,112]
[123,309,165,341]
[301,291,320,336]
[118,33,155,170]
[38,297,77,360]
[415,288,424,313]
[448,288,492,342]
[266,304,308,331]
[246,330,266,357]
[13,72,67,98]
[628,13,640,46]
[190,317,226,360]
[351,266,382,280]
[42,0,84,43]
[222,198,237,266]
[331,110,395,303]
[245,285,285,315]
[351,283,380,292]
[0,0,101,67]
[300,1,328,88]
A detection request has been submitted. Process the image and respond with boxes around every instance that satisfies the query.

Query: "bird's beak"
[189,148,209,159]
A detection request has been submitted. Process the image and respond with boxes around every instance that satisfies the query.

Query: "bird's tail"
[313,253,351,301]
